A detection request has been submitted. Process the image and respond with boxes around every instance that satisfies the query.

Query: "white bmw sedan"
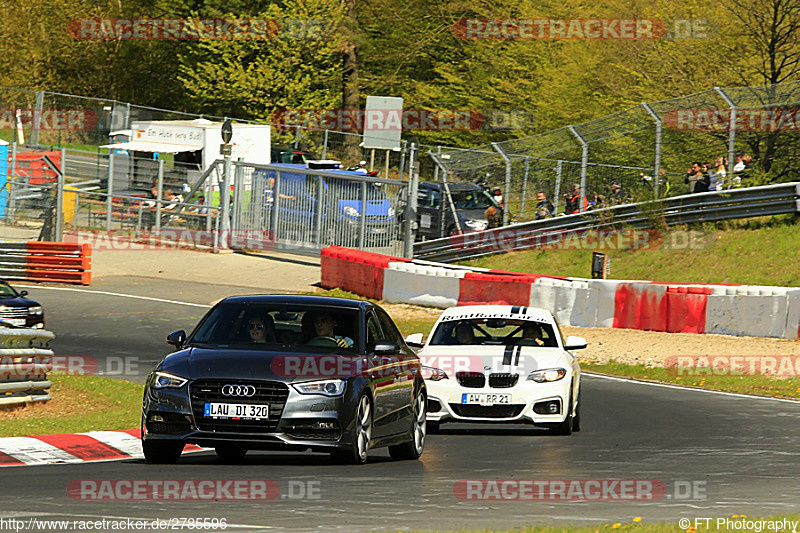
[407,305,585,435]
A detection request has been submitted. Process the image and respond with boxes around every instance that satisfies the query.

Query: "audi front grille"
[190,379,289,433]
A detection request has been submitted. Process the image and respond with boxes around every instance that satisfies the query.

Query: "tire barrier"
[0,241,92,285]
[0,328,56,408]
[320,246,800,339]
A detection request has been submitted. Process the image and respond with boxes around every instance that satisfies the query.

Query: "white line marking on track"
[15,285,211,308]
[584,371,800,404]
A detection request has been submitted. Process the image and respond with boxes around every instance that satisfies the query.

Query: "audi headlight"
[527,368,567,383]
[464,219,488,230]
[152,371,188,389]
[343,206,360,218]
[28,306,43,315]
[421,366,448,381]
[292,379,346,397]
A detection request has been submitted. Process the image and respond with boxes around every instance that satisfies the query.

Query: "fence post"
[433,146,441,181]
[314,175,324,248]
[491,143,512,225]
[221,151,232,248]
[520,156,530,217]
[358,181,367,249]
[322,129,329,159]
[714,87,737,177]
[567,126,589,213]
[641,102,662,199]
[270,170,281,247]
[402,141,418,258]
[155,159,164,233]
[31,91,44,146]
[398,140,407,182]
[232,158,244,231]
[294,125,301,149]
[55,148,66,241]
[554,160,563,214]
[105,152,114,231]
[9,142,17,222]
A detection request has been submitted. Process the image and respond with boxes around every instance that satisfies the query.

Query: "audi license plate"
[204,403,269,420]
[462,393,511,406]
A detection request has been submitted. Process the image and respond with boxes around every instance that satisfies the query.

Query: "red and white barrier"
[319,246,800,339]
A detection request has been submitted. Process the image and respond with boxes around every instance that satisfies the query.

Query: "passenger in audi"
[247,315,276,344]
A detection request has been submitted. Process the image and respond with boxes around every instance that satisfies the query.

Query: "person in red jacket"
[563,184,588,214]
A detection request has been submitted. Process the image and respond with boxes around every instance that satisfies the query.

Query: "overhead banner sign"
[363,96,403,150]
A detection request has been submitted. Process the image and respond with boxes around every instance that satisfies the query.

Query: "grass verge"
[0,373,143,437]
[583,361,800,399]
[460,216,800,287]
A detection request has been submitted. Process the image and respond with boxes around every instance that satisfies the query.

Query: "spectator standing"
[708,157,726,191]
[563,184,588,214]
[607,182,629,206]
[534,191,555,220]
[685,162,709,193]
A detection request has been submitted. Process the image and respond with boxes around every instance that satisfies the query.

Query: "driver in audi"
[310,312,354,348]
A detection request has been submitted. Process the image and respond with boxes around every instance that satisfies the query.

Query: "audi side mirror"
[404,333,424,348]
[20,290,28,297]
[374,341,400,356]
[167,330,186,348]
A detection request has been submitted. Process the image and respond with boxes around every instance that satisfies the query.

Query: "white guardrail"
[0,328,56,407]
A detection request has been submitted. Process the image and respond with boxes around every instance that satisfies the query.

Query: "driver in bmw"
[311,313,354,348]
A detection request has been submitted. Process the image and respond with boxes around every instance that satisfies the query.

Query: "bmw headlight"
[343,206,360,218]
[464,219,488,230]
[526,368,567,383]
[152,371,188,389]
[292,379,346,397]
[28,306,43,315]
[421,366,448,381]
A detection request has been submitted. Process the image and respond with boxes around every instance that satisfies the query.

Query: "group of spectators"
[533,181,629,219]
[685,152,754,193]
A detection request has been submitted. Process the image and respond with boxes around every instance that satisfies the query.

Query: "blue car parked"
[253,164,396,247]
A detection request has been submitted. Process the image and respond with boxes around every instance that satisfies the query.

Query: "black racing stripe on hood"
[503,344,514,366]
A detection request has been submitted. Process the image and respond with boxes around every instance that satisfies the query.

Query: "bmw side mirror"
[404,333,424,348]
[167,330,186,348]
[565,336,587,350]
[374,341,399,356]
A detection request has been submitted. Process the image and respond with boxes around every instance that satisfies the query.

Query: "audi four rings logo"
[222,384,256,397]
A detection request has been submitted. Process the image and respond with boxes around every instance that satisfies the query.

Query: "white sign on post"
[363,96,403,150]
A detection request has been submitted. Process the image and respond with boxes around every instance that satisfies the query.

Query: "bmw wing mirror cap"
[404,333,424,348]
[167,330,187,348]
[565,336,587,350]
[374,341,400,356]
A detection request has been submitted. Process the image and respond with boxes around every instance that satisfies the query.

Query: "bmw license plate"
[462,393,511,406]
[204,402,269,420]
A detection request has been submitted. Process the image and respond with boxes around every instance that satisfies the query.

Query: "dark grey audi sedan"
[141,295,426,465]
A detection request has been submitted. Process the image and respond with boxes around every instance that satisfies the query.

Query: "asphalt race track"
[3,278,799,532]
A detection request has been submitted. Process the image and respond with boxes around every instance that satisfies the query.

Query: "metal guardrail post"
[105,152,114,231]
[314,175,323,247]
[398,140,407,182]
[491,143,512,225]
[321,129,329,159]
[429,151,461,236]
[641,103,663,199]
[433,146,441,181]
[714,87,738,177]
[155,159,164,233]
[567,126,589,213]
[232,158,244,231]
